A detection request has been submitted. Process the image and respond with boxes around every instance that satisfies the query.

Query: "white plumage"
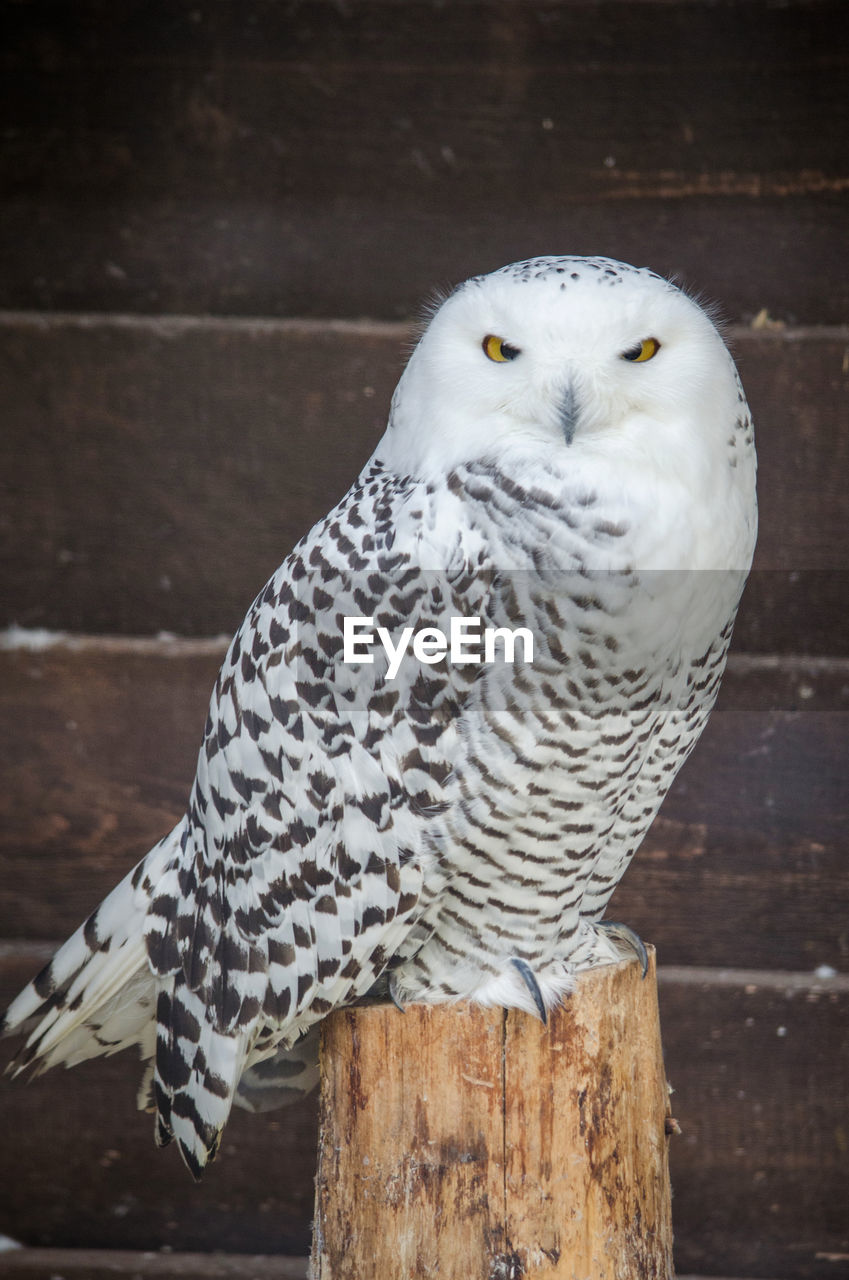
[2,256,757,1177]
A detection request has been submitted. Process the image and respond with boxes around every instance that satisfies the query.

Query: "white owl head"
[380,256,753,500]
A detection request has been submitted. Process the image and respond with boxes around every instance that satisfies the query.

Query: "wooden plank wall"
[1,3,847,1277]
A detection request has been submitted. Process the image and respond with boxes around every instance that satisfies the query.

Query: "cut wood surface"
[1,645,845,973]
[1,2,847,322]
[1,956,846,1276]
[312,954,674,1279]
[1,317,847,650]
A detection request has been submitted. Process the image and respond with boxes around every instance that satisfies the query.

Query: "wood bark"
[312,952,675,1279]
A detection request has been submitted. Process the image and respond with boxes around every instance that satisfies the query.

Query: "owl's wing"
[141,460,491,1173]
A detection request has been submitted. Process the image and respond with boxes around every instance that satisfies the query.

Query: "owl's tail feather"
[151,976,248,1179]
[2,821,249,1178]
[0,828,180,1076]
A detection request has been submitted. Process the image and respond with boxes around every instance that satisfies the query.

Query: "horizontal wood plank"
[0,643,224,940]
[0,1253,787,1280]
[1,960,846,1277]
[658,969,849,1279]
[5,0,846,193]
[1,2,847,321]
[1,196,846,328]
[0,1250,307,1279]
[0,644,846,971]
[0,956,317,1257]
[1,317,847,648]
[0,317,395,639]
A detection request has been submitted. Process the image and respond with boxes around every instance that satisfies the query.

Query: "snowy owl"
[2,256,757,1177]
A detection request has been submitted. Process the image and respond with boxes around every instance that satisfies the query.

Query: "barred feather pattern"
[1,254,757,1178]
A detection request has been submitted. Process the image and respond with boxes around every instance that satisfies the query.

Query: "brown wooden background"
[1,3,847,1278]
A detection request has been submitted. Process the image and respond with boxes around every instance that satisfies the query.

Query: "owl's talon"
[511,957,548,1024]
[597,921,649,978]
[388,975,406,1013]
[357,973,406,1011]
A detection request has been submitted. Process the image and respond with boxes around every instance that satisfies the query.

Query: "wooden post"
[311,950,675,1279]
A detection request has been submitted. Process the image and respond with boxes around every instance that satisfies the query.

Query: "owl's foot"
[511,957,548,1024]
[388,974,407,1013]
[596,921,649,978]
[359,971,407,1012]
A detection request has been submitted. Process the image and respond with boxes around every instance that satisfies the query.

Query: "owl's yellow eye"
[483,334,521,363]
[621,337,661,363]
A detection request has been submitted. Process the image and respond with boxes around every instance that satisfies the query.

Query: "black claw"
[355,973,407,1011]
[511,957,548,1025]
[598,921,649,978]
[388,976,406,1014]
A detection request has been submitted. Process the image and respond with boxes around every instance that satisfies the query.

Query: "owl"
[2,256,757,1177]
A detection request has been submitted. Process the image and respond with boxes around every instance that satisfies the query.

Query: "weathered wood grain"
[502,955,673,1278]
[312,955,674,1279]
[1,645,846,971]
[1,956,846,1277]
[1,2,847,321]
[313,1003,508,1278]
[1,318,847,648]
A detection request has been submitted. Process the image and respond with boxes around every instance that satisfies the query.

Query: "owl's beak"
[558,384,580,445]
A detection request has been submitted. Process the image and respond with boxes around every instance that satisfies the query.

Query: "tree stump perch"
[311,950,674,1279]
